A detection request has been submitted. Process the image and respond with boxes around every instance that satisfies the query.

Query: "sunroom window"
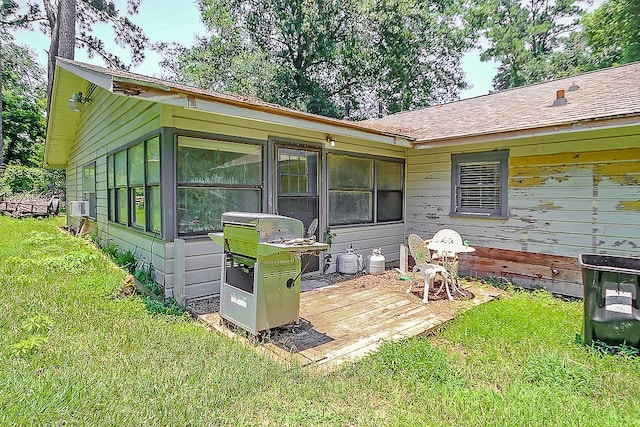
[451,150,508,218]
[107,135,162,233]
[177,137,262,235]
[328,154,404,226]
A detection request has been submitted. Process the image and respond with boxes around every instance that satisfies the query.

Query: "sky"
[12,0,499,100]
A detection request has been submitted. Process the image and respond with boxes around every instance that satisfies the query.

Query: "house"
[45,58,640,300]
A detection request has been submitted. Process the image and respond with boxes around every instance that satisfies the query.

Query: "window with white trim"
[451,150,508,218]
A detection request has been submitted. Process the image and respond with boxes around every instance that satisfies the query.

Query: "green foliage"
[469,0,584,90]
[134,265,162,297]
[576,334,640,357]
[143,297,188,317]
[1,42,47,167]
[163,0,471,119]
[101,242,119,260]
[7,314,53,357]
[323,227,337,274]
[583,0,640,66]
[115,249,137,274]
[0,164,66,197]
[3,216,640,425]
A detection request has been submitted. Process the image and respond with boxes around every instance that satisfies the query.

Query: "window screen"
[451,151,508,217]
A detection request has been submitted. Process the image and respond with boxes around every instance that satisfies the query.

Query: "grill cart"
[209,212,328,335]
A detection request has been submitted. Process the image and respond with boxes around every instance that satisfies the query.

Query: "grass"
[2,216,640,425]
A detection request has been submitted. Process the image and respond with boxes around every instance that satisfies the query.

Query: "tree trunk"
[46,0,76,111]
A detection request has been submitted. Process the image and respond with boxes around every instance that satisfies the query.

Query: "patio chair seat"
[407,234,451,303]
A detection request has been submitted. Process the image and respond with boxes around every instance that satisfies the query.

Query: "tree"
[2,42,47,167]
[6,0,148,107]
[469,0,584,90]
[1,0,39,171]
[161,0,471,119]
[583,0,640,67]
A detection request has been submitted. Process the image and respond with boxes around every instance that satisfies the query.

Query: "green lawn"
[1,216,639,426]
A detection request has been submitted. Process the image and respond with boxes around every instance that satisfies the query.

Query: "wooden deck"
[199,277,501,371]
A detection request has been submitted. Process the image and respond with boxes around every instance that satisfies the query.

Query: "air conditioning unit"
[69,201,90,217]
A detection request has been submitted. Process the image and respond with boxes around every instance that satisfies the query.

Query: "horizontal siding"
[326,223,405,273]
[406,125,640,294]
[66,87,166,290]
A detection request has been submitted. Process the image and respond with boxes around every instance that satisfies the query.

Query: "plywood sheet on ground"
[199,272,501,371]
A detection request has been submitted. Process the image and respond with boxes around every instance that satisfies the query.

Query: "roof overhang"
[44,59,413,169]
[413,114,640,149]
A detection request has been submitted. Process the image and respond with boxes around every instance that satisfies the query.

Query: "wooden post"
[400,245,408,274]
[174,238,186,306]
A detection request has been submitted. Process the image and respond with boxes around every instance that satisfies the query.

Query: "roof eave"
[413,114,640,149]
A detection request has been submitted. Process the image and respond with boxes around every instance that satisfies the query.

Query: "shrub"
[0,165,66,199]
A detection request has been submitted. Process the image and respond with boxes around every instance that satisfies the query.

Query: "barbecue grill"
[209,212,328,335]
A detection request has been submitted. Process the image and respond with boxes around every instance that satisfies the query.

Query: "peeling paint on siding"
[532,201,561,211]
[616,200,640,212]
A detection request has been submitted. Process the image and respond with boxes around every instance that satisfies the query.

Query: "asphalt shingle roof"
[364,62,640,144]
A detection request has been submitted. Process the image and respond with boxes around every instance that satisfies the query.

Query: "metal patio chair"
[407,234,451,303]
[430,228,464,292]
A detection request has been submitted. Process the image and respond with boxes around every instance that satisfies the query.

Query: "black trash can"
[579,253,640,347]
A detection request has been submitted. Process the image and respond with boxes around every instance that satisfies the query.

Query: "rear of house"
[45,59,640,300]
[370,63,640,296]
[45,59,410,302]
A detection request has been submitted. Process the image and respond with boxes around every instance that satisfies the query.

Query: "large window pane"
[115,151,127,187]
[147,186,161,233]
[377,161,403,190]
[108,189,115,221]
[177,137,262,185]
[377,191,402,222]
[329,191,372,225]
[131,187,145,229]
[177,187,261,234]
[146,136,160,184]
[129,143,144,186]
[107,156,114,188]
[116,187,127,225]
[83,165,95,192]
[329,155,372,189]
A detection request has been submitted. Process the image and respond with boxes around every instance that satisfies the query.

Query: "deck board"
[199,278,501,370]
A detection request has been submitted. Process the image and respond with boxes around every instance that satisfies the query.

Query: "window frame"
[107,134,162,234]
[450,150,508,219]
[328,153,404,227]
[176,136,264,236]
[81,162,97,220]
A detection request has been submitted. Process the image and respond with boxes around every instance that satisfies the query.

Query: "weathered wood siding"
[65,87,166,286]
[406,125,640,296]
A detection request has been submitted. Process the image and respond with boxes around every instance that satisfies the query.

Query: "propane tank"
[337,247,363,275]
[367,248,386,275]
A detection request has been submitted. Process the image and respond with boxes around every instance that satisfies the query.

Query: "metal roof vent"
[568,82,579,92]
[553,89,567,106]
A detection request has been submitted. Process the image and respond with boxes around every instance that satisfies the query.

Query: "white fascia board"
[414,115,640,149]
[56,60,114,91]
[133,91,413,147]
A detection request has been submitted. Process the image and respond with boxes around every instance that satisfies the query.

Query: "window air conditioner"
[69,201,90,217]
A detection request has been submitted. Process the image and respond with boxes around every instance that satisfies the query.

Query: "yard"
[1,215,639,426]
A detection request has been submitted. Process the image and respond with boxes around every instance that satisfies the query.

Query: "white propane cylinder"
[337,248,361,275]
[367,248,385,275]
